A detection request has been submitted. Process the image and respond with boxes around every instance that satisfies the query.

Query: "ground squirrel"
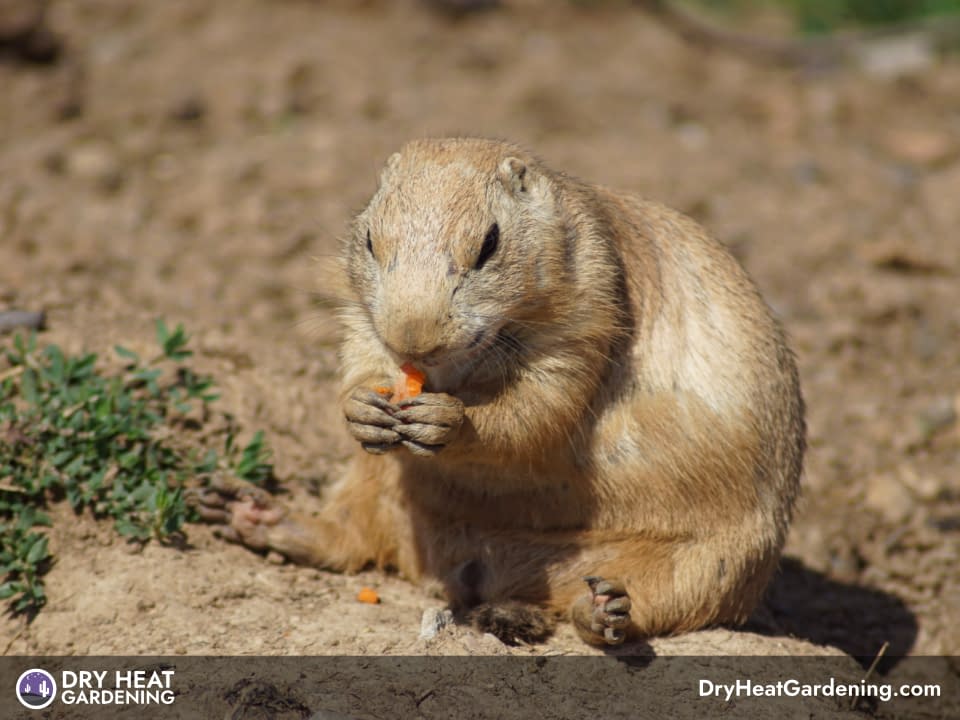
[200,137,805,647]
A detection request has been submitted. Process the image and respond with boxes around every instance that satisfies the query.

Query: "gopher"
[200,137,805,646]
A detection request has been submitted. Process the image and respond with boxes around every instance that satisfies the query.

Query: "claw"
[400,439,444,457]
[361,442,399,455]
[604,627,625,645]
[577,575,632,647]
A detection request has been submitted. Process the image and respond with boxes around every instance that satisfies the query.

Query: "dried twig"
[849,641,889,710]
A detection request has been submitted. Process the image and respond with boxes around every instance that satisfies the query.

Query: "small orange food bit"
[390,363,425,404]
[356,587,380,604]
[373,386,392,396]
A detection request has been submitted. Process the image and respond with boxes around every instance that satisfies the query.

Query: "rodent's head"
[345,138,569,386]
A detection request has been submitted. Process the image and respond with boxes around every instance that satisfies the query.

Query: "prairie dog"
[201,137,805,646]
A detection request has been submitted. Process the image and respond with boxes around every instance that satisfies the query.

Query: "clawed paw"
[344,386,464,457]
[574,575,632,646]
[343,386,403,454]
[191,475,287,551]
[392,392,464,456]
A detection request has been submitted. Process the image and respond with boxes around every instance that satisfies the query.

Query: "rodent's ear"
[498,157,529,195]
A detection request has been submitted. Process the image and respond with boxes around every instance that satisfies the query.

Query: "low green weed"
[690,0,960,33]
[0,320,273,615]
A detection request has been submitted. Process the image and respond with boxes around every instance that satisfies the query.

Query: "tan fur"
[223,138,804,644]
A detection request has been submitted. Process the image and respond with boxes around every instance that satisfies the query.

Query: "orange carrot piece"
[356,587,380,604]
[391,363,425,403]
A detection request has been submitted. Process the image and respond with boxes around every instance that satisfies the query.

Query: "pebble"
[864,473,915,524]
[917,397,957,437]
[855,33,934,79]
[880,128,957,168]
[168,94,206,124]
[899,465,945,503]
[419,607,454,640]
[68,141,124,193]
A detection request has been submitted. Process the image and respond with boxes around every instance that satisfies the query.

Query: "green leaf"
[20,368,38,406]
[115,518,149,540]
[114,345,140,363]
[155,318,170,347]
[16,506,50,531]
[46,345,65,383]
[25,535,49,565]
[234,430,273,486]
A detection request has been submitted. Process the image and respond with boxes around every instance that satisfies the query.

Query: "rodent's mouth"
[378,320,510,391]
[401,330,502,390]
[452,329,506,375]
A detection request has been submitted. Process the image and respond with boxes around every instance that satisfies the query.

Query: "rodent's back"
[575,184,804,532]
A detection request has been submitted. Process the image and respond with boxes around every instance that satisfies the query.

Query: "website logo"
[16,668,57,709]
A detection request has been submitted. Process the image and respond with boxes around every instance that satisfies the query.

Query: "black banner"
[1,656,957,719]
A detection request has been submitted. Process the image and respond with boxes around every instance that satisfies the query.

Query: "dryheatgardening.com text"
[699,677,941,704]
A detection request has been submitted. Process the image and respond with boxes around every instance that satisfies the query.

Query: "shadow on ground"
[749,556,918,669]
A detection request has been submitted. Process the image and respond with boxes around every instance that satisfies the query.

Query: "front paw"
[392,392,464,456]
[343,386,402,454]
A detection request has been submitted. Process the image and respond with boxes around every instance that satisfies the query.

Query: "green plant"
[689,0,960,33]
[782,0,960,34]
[0,320,273,615]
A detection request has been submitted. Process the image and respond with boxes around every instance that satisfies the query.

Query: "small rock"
[169,94,206,124]
[286,63,324,115]
[864,473,915,524]
[68,141,124,193]
[676,122,709,151]
[900,466,946,503]
[855,33,934,79]
[912,324,941,361]
[791,160,825,186]
[0,309,46,333]
[860,240,947,275]
[419,607,454,640]
[917,397,957,438]
[880,128,957,168]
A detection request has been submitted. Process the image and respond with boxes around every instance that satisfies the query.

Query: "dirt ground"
[1,0,959,709]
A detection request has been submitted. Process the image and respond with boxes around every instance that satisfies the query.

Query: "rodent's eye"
[366,229,374,259]
[475,223,499,270]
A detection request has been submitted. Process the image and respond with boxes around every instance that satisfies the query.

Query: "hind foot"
[464,601,556,645]
[193,476,318,564]
[572,576,632,646]
[193,476,284,547]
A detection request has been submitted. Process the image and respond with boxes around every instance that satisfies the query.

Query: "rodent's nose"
[402,345,444,362]
[380,316,446,364]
